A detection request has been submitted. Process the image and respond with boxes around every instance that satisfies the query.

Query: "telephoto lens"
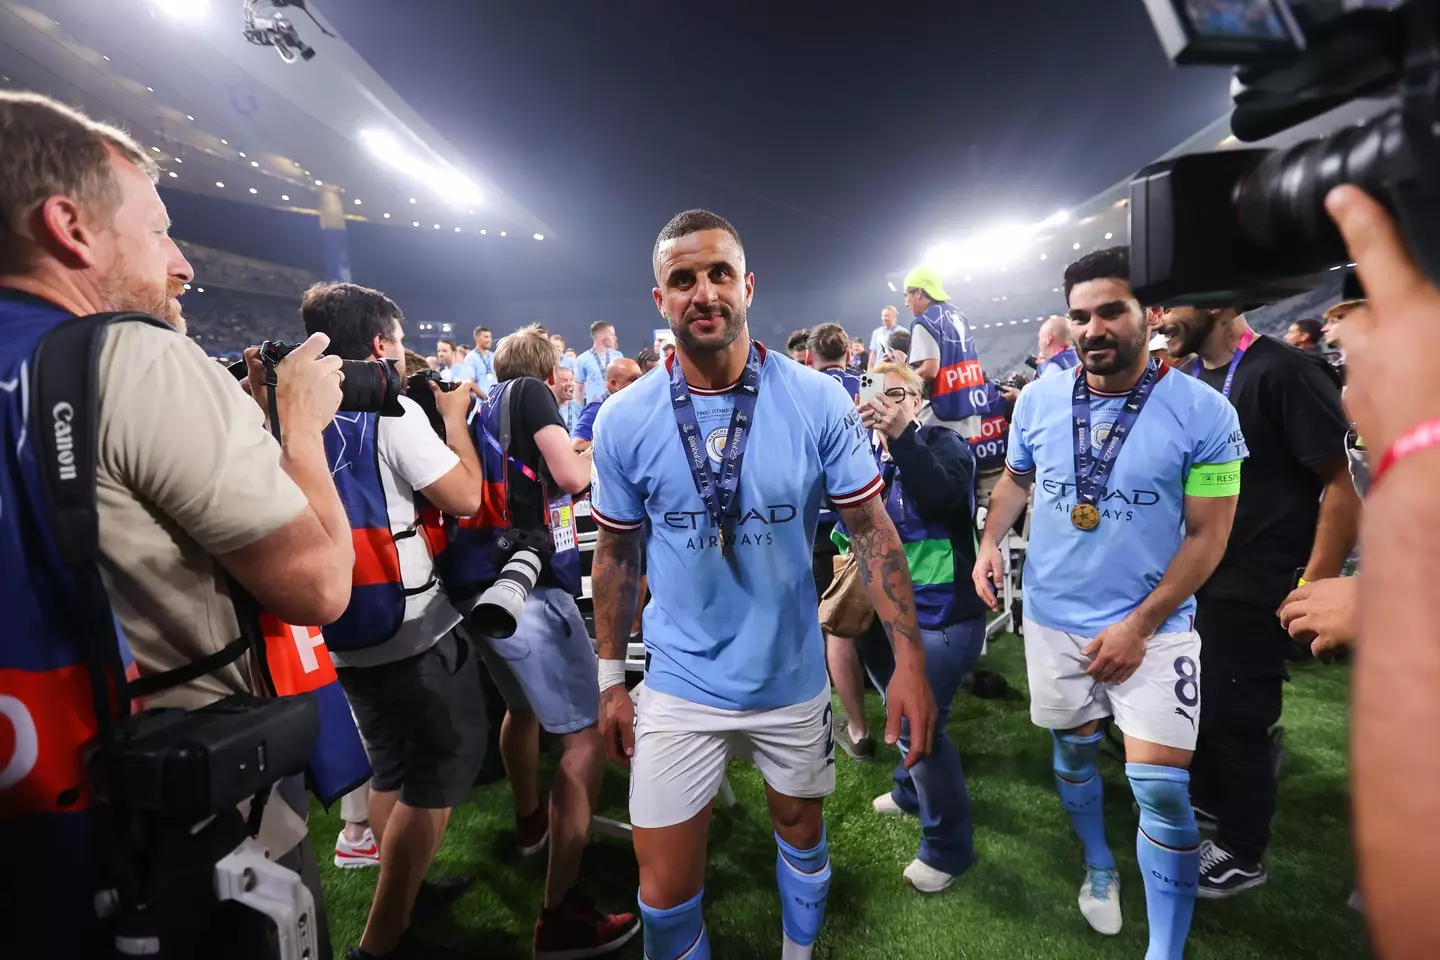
[249,341,406,416]
[467,549,543,638]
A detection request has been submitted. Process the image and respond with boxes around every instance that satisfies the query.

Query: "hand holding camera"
[431,375,477,425]
[273,333,346,436]
[243,332,344,435]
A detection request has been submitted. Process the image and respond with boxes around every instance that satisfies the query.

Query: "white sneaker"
[903,858,955,893]
[1078,865,1122,935]
[334,827,379,869]
[872,793,912,816]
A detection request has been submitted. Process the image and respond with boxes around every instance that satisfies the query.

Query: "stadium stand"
[177,242,314,357]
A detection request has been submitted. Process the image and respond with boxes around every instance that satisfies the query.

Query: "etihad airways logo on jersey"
[1041,479,1160,525]
[665,503,799,552]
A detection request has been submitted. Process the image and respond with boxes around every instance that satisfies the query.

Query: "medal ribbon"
[669,342,762,548]
[1185,327,1255,399]
[1071,359,1160,510]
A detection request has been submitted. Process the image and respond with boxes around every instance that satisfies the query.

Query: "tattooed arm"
[592,525,644,765]
[836,494,937,767]
[837,494,924,664]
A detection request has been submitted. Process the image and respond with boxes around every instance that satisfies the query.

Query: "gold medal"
[1071,503,1100,531]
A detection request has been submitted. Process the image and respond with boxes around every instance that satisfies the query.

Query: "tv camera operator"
[0,92,356,959]
[293,281,490,960]
[437,324,640,957]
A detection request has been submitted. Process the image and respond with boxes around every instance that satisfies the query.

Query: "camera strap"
[32,311,174,903]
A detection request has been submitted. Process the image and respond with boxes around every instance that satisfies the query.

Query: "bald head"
[606,357,643,395]
[1038,314,1071,359]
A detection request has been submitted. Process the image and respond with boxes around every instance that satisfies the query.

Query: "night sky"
[165,1,1234,347]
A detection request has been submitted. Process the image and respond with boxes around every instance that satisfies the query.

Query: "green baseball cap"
[903,266,949,302]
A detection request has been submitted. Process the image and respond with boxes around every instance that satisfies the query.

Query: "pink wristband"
[1373,418,1440,488]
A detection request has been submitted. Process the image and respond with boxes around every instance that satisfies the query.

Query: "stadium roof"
[890,96,1392,328]
[0,0,553,241]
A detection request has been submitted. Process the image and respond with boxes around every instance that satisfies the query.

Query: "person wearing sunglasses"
[833,362,988,893]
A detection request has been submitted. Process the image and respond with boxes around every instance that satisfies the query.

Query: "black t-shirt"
[1194,336,1347,609]
[498,376,567,533]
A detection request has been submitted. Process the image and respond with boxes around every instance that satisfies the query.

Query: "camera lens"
[338,358,403,415]
[1234,110,1408,274]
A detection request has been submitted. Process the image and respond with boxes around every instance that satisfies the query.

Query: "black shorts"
[336,631,487,809]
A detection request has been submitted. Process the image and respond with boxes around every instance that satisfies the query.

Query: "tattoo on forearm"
[843,497,924,653]
[592,527,644,660]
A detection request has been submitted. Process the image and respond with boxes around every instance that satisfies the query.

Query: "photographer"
[0,93,352,957]
[297,282,487,960]
[442,324,639,957]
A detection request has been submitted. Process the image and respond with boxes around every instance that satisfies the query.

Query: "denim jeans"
[859,616,986,876]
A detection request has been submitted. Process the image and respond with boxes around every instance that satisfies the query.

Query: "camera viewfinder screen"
[1183,0,1288,39]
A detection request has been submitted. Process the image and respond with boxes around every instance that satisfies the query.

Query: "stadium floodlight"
[1104,232,1114,240]
[533,233,545,241]
[281,194,289,200]
[1036,209,1070,230]
[153,0,208,20]
[887,281,896,292]
[922,222,1031,277]
[361,128,484,206]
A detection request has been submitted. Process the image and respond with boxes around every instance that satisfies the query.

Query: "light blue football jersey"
[1006,364,1247,637]
[590,345,882,710]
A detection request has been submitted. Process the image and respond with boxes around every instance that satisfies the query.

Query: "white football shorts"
[1022,618,1202,751]
[628,683,836,829]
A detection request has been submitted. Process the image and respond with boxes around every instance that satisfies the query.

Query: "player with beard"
[1153,304,1356,898]
[589,209,936,960]
[972,247,1246,959]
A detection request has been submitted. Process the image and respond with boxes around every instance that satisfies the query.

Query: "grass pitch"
[310,636,1365,959]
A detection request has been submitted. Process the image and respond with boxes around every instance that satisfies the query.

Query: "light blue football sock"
[776,828,830,951]
[639,887,710,960]
[1129,762,1200,960]
[1053,730,1115,870]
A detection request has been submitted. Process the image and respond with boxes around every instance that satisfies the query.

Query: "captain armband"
[1184,459,1242,497]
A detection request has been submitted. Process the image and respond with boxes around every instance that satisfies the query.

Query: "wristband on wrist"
[1373,418,1440,489]
[598,659,627,691]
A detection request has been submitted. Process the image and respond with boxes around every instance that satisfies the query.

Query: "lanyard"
[669,343,761,553]
[481,429,539,482]
[1071,360,1160,509]
[1187,328,1255,399]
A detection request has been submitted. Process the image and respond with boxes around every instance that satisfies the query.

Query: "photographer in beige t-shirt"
[0,92,355,956]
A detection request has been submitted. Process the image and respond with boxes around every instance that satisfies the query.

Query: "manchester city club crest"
[705,426,728,464]
[1091,420,1113,448]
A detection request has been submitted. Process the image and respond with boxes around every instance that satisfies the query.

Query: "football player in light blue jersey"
[590,209,936,960]
[972,247,1246,960]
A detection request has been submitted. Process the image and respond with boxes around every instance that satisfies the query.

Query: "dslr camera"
[404,368,464,438]
[227,340,405,417]
[466,527,551,639]
[1132,0,1440,305]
